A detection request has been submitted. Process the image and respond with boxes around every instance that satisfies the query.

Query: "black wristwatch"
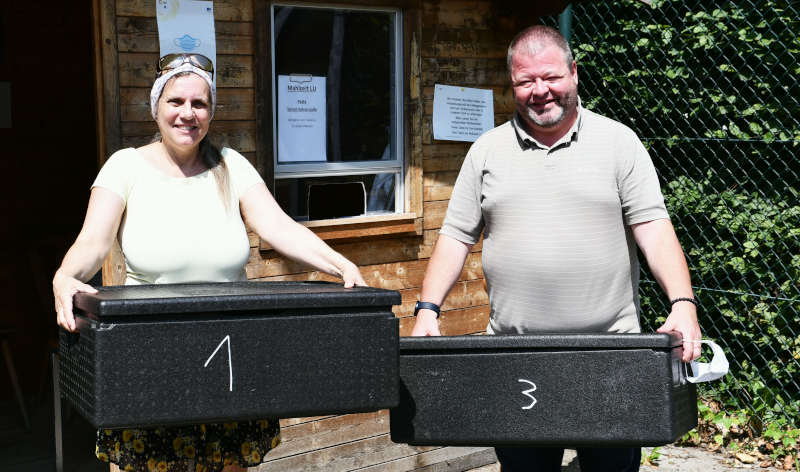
[414,301,441,319]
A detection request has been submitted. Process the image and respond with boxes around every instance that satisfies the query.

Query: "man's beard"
[523,91,578,128]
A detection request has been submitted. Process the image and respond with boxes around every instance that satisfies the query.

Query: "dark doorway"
[0,0,102,469]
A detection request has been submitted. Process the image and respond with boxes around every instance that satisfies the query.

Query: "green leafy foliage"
[655,173,800,422]
[680,399,799,468]
[640,446,662,466]
[570,0,800,145]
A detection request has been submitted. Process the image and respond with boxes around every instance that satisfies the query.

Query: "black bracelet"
[414,301,441,318]
[670,297,699,308]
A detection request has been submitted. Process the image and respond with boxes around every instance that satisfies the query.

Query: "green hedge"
[642,173,800,422]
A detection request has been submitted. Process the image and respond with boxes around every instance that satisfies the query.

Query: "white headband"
[150,63,216,119]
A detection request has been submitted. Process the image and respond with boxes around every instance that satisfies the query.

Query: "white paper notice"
[278,75,327,163]
[433,84,494,142]
[156,0,217,73]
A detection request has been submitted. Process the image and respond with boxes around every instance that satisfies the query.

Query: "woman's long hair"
[150,132,232,213]
[199,134,231,214]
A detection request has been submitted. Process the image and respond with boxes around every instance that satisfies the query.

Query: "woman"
[53,54,366,472]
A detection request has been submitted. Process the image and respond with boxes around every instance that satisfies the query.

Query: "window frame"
[268,2,406,219]
[254,0,422,246]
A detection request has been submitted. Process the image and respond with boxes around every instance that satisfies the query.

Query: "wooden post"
[327,12,345,162]
[93,0,125,286]
[254,0,275,191]
[405,3,424,217]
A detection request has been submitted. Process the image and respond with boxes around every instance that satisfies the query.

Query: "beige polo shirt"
[440,106,669,334]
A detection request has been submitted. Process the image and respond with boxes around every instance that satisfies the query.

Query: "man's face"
[511,43,579,137]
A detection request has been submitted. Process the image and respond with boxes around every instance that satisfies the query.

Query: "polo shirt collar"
[512,97,584,151]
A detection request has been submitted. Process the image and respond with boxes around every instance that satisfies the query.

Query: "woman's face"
[155,74,212,150]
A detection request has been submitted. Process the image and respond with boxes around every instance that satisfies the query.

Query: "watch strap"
[414,301,441,318]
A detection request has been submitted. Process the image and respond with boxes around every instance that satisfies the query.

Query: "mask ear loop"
[681,339,730,383]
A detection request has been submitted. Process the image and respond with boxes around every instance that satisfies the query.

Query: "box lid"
[400,332,683,351]
[74,281,401,317]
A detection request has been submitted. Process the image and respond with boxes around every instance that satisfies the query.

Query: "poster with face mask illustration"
[156,0,217,83]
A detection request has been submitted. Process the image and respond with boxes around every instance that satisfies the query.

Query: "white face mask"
[684,339,729,383]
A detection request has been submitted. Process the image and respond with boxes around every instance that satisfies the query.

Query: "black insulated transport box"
[58,281,401,429]
[390,333,697,447]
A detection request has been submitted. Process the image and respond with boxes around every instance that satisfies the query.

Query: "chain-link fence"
[546,0,799,427]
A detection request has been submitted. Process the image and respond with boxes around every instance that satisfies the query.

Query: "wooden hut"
[0,0,572,469]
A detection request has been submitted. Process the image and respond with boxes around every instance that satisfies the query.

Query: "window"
[270,3,404,221]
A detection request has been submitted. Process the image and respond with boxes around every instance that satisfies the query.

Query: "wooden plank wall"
[116,0,257,162]
[110,0,534,470]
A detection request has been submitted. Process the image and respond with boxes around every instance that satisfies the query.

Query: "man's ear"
[571,61,578,85]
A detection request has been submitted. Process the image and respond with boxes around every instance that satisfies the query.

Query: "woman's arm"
[239,183,366,287]
[53,187,125,332]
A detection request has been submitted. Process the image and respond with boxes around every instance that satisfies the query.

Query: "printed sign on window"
[278,74,327,163]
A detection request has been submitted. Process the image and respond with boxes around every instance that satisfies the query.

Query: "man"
[410,25,701,472]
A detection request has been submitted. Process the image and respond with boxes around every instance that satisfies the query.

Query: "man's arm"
[631,218,701,362]
[410,234,474,336]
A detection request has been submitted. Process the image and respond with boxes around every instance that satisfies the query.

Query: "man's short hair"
[507,25,574,76]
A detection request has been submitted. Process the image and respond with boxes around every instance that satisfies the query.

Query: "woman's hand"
[341,262,367,288]
[52,187,124,332]
[53,270,98,332]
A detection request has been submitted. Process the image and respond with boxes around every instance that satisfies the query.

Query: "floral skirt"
[95,418,281,472]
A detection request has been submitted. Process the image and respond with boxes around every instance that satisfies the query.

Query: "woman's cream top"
[93,147,264,285]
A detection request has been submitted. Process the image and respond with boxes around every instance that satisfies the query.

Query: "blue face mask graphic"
[174,34,201,51]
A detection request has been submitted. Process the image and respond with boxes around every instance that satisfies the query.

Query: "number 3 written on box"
[519,379,537,410]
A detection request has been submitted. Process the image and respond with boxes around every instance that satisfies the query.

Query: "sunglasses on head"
[156,53,214,79]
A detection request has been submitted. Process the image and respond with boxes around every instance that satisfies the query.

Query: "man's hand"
[410,310,441,336]
[657,302,701,362]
